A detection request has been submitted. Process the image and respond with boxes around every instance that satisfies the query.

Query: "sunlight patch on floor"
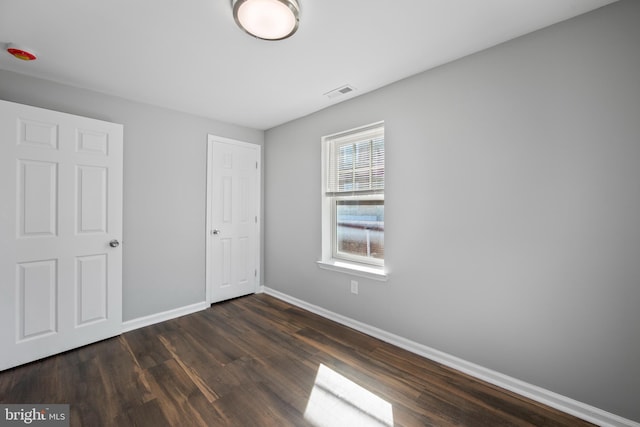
[304,363,394,427]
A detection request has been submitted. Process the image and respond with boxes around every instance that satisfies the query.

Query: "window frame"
[319,121,387,280]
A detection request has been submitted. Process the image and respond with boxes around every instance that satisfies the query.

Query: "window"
[320,122,385,278]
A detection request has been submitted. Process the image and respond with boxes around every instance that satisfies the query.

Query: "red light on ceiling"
[7,46,37,61]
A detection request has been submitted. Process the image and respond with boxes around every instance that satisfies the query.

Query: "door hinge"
[255,216,258,223]
[256,161,258,169]
[254,269,257,277]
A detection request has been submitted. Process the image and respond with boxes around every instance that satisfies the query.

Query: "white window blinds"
[325,123,384,195]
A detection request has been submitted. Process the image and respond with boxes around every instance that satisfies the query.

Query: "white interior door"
[206,135,260,304]
[0,100,123,371]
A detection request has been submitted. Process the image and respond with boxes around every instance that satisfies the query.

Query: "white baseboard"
[263,287,639,427]
[122,301,209,333]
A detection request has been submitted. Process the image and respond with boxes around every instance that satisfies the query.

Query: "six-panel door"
[0,100,123,371]
[208,137,260,303]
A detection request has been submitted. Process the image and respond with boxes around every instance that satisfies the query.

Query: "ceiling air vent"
[324,84,356,99]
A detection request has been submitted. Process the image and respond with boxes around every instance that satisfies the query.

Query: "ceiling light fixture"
[232,0,300,41]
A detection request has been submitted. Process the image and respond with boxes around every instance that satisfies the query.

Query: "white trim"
[263,287,640,427]
[121,301,208,333]
[317,260,387,281]
[205,136,214,304]
[323,121,385,144]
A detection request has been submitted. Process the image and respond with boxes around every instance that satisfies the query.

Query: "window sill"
[317,260,388,281]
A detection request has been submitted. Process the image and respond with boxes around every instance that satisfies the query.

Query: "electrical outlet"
[350,280,358,294]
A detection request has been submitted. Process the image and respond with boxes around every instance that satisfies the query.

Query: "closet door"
[0,100,123,371]
[207,136,260,304]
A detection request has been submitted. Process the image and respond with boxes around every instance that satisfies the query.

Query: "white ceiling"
[0,0,617,130]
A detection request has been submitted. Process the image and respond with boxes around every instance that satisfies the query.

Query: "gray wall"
[264,0,640,421]
[0,70,264,321]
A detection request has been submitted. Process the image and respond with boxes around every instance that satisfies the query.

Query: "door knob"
[109,239,120,248]
[211,229,221,235]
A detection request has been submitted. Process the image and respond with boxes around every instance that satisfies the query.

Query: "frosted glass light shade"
[233,0,300,40]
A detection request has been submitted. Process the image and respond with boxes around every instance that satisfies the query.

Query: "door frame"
[205,134,261,304]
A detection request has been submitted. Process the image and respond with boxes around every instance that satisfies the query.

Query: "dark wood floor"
[0,294,593,426]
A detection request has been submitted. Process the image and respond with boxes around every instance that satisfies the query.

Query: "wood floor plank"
[114,399,173,427]
[252,354,320,414]
[123,325,176,370]
[0,293,595,427]
[212,382,311,427]
[144,358,214,426]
